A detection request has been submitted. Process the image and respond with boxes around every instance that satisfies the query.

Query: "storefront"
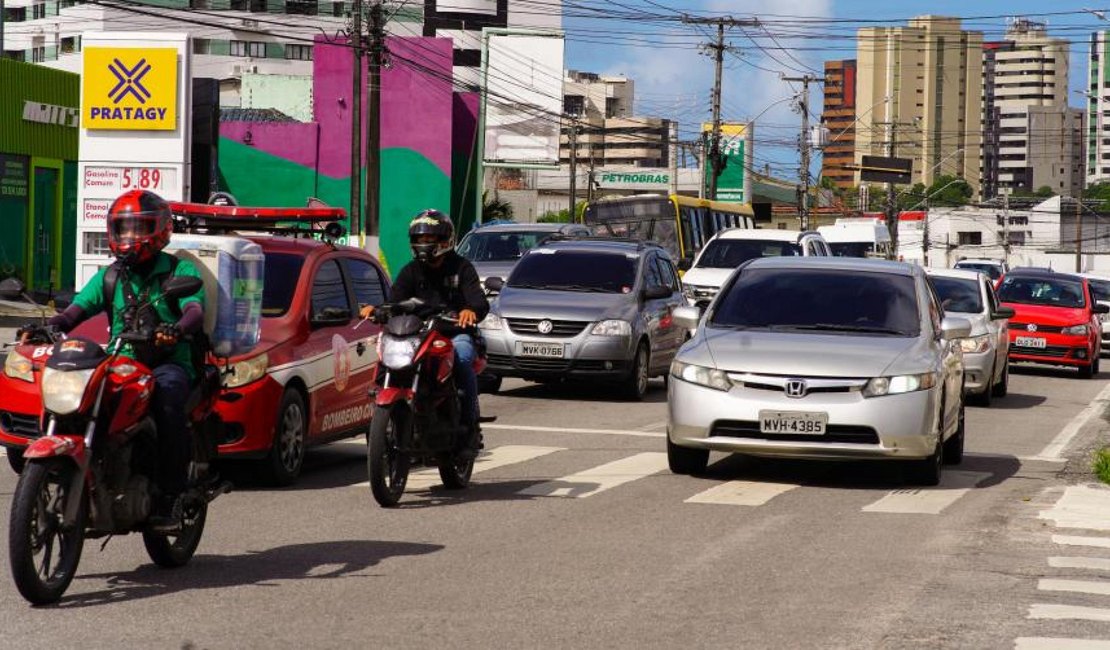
[0,59,79,295]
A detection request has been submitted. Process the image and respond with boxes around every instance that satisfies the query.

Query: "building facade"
[855,16,984,196]
[819,59,857,190]
[560,70,670,168]
[1088,31,1110,186]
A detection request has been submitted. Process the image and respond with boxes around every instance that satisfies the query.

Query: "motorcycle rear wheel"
[142,501,207,568]
[438,452,474,489]
[9,459,88,605]
[368,407,410,507]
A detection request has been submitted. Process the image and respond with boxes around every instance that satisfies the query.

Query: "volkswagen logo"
[784,380,807,398]
[537,320,554,334]
[1027,323,1038,332]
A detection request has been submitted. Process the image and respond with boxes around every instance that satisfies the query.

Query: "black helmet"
[409,209,454,262]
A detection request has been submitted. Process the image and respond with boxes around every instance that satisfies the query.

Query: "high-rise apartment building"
[561,70,670,168]
[819,59,857,190]
[981,18,1080,199]
[855,16,984,197]
[1088,31,1110,185]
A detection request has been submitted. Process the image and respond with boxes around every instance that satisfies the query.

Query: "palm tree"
[482,190,514,221]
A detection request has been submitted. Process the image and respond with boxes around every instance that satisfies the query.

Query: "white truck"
[817,218,893,259]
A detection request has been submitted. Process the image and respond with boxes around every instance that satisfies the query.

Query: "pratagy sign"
[81,47,178,130]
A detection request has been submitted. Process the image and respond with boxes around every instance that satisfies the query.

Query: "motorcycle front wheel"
[368,406,411,507]
[9,459,88,605]
[142,501,207,568]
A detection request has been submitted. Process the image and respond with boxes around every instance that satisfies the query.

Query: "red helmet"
[106,190,173,265]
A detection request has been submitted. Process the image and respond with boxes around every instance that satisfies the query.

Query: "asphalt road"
[1,365,1110,649]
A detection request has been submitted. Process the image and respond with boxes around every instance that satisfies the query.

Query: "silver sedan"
[666,257,970,486]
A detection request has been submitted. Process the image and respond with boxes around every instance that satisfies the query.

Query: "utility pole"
[783,74,826,231]
[365,0,385,242]
[568,118,578,218]
[1076,196,1083,273]
[586,152,596,204]
[348,0,363,239]
[922,192,929,266]
[684,15,759,200]
[1002,191,1010,268]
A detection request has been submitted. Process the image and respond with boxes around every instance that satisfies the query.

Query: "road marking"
[485,424,666,439]
[860,470,991,514]
[964,452,1066,464]
[1039,579,1110,596]
[1053,535,1110,550]
[1039,485,1110,531]
[639,420,668,431]
[684,480,798,506]
[1029,604,1110,622]
[1032,382,1110,461]
[357,445,563,490]
[1016,638,1110,649]
[1049,557,1110,572]
[518,452,669,499]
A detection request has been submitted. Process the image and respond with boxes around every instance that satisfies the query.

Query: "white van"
[817,218,893,259]
[681,229,831,307]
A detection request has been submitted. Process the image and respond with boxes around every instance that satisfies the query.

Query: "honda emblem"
[784,380,807,398]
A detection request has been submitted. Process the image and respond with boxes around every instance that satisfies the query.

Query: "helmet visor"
[109,213,161,246]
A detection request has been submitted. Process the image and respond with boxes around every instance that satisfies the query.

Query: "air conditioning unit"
[232,64,259,75]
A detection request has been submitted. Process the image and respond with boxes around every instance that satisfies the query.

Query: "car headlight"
[959,334,991,354]
[670,360,731,391]
[862,372,938,398]
[225,353,269,389]
[1062,324,1089,336]
[3,351,34,383]
[41,367,96,415]
[479,313,504,331]
[683,286,698,300]
[591,320,631,336]
[380,335,420,370]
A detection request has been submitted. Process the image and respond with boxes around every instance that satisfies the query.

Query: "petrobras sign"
[597,170,671,190]
[81,47,178,130]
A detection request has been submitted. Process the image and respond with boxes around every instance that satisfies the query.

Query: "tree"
[926,175,973,206]
[1035,185,1055,198]
[896,182,928,211]
[481,190,514,222]
[538,201,585,224]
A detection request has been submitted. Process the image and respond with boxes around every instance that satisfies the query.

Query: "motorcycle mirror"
[162,275,204,300]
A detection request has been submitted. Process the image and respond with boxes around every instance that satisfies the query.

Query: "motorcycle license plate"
[758,411,827,435]
[516,341,565,358]
[1014,336,1047,349]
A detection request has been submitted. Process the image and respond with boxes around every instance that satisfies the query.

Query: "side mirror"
[484,277,505,293]
[162,275,203,300]
[940,316,972,341]
[991,306,1015,320]
[0,277,27,301]
[643,285,672,300]
[1095,303,1110,315]
[673,305,701,330]
[677,257,693,272]
[311,306,352,328]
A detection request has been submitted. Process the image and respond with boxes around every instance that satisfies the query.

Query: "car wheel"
[620,343,650,401]
[907,403,945,486]
[1095,355,1102,376]
[1080,361,1096,379]
[667,437,709,475]
[991,359,1009,398]
[478,372,502,395]
[266,389,307,486]
[943,404,965,465]
[6,448,25,474]
[971,369,993,407]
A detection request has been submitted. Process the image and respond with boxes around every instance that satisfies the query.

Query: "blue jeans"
[452,333,479,426]
[152,363,192,495]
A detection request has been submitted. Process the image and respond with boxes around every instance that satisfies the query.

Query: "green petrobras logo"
[599,172,670,185]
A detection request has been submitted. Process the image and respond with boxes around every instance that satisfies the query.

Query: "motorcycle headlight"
[381,335,420,370]
[670,360,731,391]
[41,367,97,415]
[591,320,631,336]
[225,353,269,389]
[959,334,992,354]
[1062,324,1089,336]
[863,372,937,398]
[3,351,34,383]
[479,313,504,331]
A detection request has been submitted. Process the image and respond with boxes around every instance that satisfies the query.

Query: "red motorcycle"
[365,299,488,507]
[1,277,230,605]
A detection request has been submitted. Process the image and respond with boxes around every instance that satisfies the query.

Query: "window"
[331,0,346,15]
[930,276,983,313]
[508,251,636,293]
[60,36,78,54]
[82,232,110,256]
[32,3,45,19]
[343,258,388,309]
[261,253,305,317]
[31,47,45,63]
[230,40,248,57]
[286,0,317,14]
[957,231,982,246]
[285,43,312,60]
[694,239,803,269]
[248,41,266,58]
[652,256,679,292]
[311,259,351,321]
[605,97,620,118]
[563,95,584,117]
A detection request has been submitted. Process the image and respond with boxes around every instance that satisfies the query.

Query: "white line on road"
[518,452,669,499]
[860,470,991,514]
[1033,382,1110,462]
[1039,485,1110,531]
[1049,557,1110,572]
[1053,535,1110,549]
[355,445,563,490]
[685,480,798,506]
[1016,638,1110,649]
[1039,579,1110,596]
[485,424,666,439]
[1029,604,1110,622]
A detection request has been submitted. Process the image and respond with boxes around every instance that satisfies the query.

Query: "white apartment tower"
[1088,31,1110,185]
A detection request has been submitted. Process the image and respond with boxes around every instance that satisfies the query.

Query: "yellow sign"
[82,47,178,131]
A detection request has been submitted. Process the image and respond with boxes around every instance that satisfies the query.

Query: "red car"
[0,206,389,484]
[996,269,1109,378]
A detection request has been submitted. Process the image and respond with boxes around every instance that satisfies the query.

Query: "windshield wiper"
[544,284,614,292]
[773,323,907,335]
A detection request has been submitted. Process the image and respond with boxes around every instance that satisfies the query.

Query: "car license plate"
[516,341,565,358]
[758,411,827,435]
[1014,336,1047,349]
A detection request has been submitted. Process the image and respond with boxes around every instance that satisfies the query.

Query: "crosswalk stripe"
[1053,535,1110,550]
[1049,557,1110,572]
[1029,604,1110,622]
[860,470,991,514]
[1016,638,1110,649]
[356,445,563,490]
[1039,579,1110,596]
[1039,485,1110,532]
[685,481,798,506]
[518,452,669,499]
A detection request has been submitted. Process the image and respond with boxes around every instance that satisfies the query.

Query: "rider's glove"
[154,322,181,347]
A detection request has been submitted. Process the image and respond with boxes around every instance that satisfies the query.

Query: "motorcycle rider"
[20,190,205,529]
[359,209,489,457]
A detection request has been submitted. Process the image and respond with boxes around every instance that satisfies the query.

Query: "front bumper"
[961,350,995,394]
[484,325,635,380]
[213,375,285,458]
[0,374,42,449]
[1008,333,1094,368]
[667,376,941,460]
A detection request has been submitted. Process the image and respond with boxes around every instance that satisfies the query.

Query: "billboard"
[82,47,178,130]
[482,31,564,167]
[860,155,912,184]
[702,122,752,202]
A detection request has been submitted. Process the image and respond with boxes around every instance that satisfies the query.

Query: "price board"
[83,166,178,194]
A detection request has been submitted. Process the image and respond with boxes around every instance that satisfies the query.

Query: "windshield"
[1088,279,1110,302]
[997,276,1087,309]
[695,239,803,269]
[508,251,637,293]
[930,276,983,314]
[711,269,920,337]
[261,252,305,317]
[828,242,873,258]
[955,262,1003,280]
[458,231,555,262]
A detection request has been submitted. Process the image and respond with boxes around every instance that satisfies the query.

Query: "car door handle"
[356,342,366,356]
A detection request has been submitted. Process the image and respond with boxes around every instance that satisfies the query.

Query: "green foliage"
[538,201,586,224]
[897,183,928,211]
[1035,186,1056,198]
[481,190,514,221]
[926,175,973,206]
[1094,448,1110,485]
[1085,182,1110,211]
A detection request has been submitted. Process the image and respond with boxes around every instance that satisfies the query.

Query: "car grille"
[687,286,718,299]
[505,318,590,338]
[1010,322,1063,334]
[0,411,42,438]
[1011,345,1070,358]
[709,420,880,444]
[487,353,626,374]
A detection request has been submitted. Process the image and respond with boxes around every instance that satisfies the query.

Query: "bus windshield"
[584,195,753,262]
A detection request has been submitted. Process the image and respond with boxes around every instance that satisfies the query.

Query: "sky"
[561,1,1107,178]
